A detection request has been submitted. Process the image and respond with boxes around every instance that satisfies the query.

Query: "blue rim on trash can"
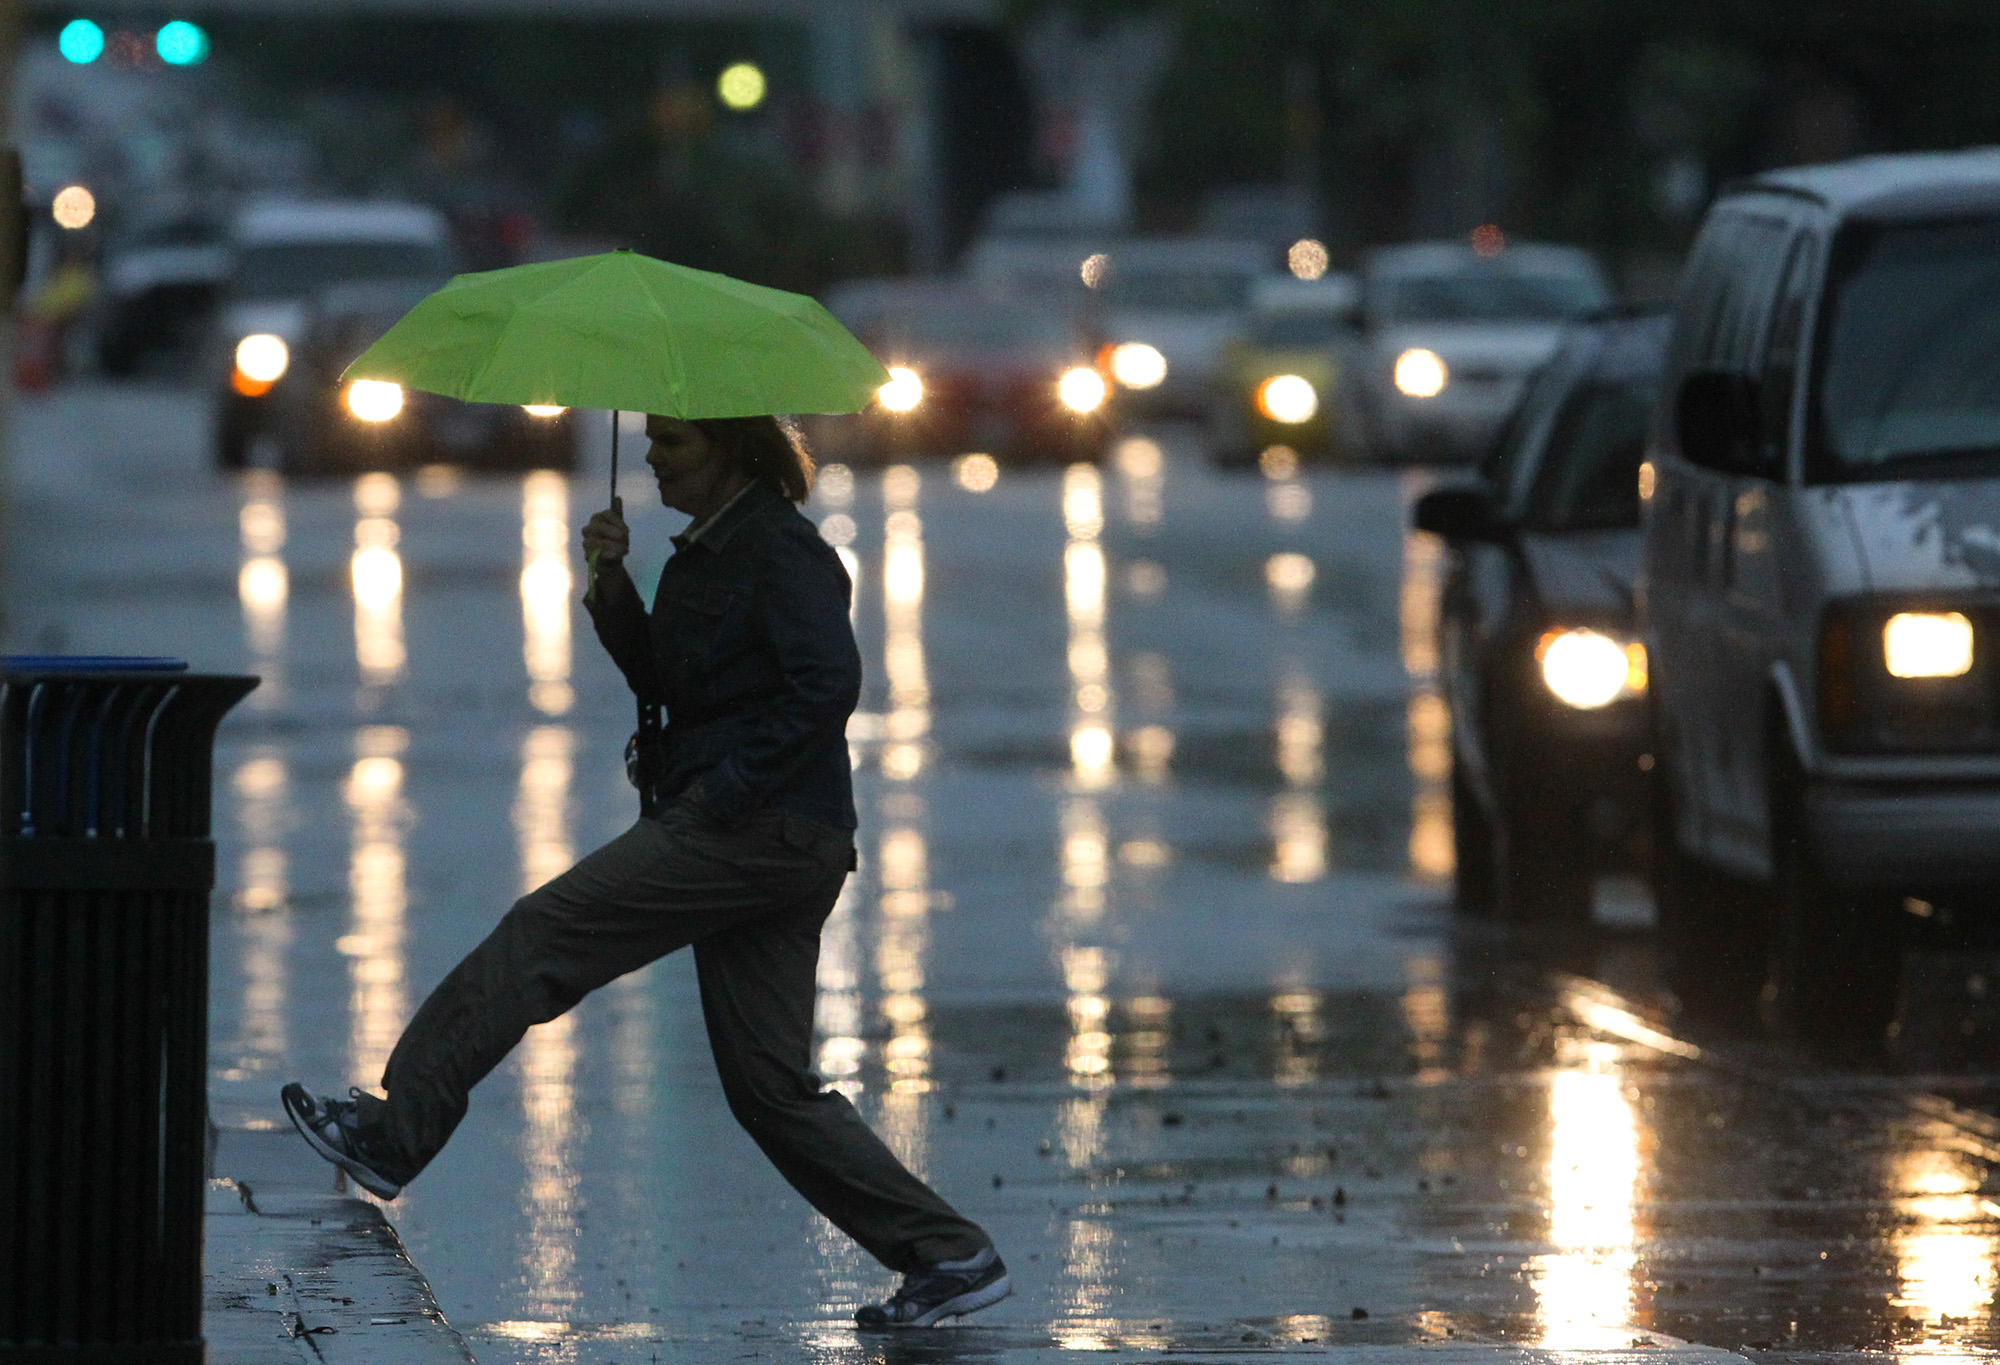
[1,656,189,672]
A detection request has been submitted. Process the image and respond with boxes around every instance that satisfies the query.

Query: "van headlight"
[346,380,404,423]
[1538,628,1647,709]
[1884,611,1974,679]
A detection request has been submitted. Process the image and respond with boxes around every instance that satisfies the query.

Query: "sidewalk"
[205,1125,476,1364]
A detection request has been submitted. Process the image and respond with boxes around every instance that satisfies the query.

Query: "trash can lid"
[1,655,189,672]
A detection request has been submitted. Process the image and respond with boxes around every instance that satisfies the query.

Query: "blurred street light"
[1288,239,1329,280]
[717,62,767,112]
[155,21,208,66]
[51,185,96,230]
[58,19,103,64]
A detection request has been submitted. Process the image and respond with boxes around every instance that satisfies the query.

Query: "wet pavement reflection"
[14,385,2000,1361]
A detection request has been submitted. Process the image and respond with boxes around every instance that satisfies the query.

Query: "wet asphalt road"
[12,384,2000,1363]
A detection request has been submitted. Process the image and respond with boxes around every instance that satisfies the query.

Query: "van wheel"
[1768,747,1900,1054]
[1450,753,1496,916]
[1652,774,1765,1027]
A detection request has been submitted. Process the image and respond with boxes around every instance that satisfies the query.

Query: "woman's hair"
[692,415,816,504]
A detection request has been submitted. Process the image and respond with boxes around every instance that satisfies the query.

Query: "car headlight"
[877,366,923,413]
[1538,628,1647,710]
[1109,342,1167,389]
[346,380,404,423]
[1885,611,1974,679]
[1394,347,1447,398]
[522,404,567,418]
[234,333,288,390]
[1256,374,1318,424]
[1059,366,1107,413]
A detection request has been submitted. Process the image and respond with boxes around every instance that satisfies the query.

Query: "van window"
[1811,216,2000,480]
[1760,236,1817,469]
[229,241,456,299]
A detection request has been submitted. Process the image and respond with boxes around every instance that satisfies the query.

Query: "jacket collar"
[672,476,783,553]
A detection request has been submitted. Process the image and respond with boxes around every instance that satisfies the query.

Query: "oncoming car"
[212,201,574,473]
[1348,239,1612,464]
[827,282,1113,463]
[1211,273,1361,465]
[261,281,577,474]
[1415,312,1667,922]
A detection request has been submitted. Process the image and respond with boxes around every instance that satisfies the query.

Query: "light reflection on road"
[1534,1036,1642,1349]
[343,724,409,1092]
[514,722,580,1317]
[1893,1147,1998,1339]
[1401,475,1452,880]
[520,472,574,717]
[237,470,287,706]
[351,472,406,690]
[225,748,291,1091]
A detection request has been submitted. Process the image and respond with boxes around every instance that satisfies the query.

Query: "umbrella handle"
[610,408,619,504]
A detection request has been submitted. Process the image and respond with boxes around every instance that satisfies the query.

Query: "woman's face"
[644,416,722,513]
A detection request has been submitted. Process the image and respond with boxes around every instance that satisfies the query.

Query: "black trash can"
[0,658,255,1364]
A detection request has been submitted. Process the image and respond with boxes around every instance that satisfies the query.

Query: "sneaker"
[855,1247,1011,1328]
[280,1083,404,1200]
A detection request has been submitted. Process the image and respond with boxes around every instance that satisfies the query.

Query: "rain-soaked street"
[15,384,2000,1363]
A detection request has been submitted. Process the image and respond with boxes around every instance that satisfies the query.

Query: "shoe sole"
[281,1086,403,1201]
[903,1273,1012,1328]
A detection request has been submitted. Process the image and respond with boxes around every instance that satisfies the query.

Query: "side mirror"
[1675,370,1763,474]
[1414,484,1506,541]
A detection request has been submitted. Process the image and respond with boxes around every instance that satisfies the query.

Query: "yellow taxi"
[1211,274,1360,465]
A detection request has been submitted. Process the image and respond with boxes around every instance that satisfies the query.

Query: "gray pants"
[359,804,990,1272]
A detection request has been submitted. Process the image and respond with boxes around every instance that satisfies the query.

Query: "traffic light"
[58,19,103,64]
[155,21,207,66]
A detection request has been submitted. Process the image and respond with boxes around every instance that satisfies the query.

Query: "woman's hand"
[582,501,629,568]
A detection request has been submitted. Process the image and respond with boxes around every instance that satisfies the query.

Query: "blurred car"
[95,212,225,378]
[1346,239,1613,464]
[1093,237,1268,415]
[824,281,1114,463]
[1643,149,2000,1044]
[1210,273,1361,465]
[259,278,577,475]
[210,201,459,469]
[1415,312,1667,923]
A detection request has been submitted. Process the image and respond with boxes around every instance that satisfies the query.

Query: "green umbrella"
[342,248,888,505]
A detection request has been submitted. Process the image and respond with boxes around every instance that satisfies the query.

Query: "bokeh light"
[51,185,95,230]
[1471,223,1507,257]
[155,20,208,65]
[1109,342,1167,389]
[1080,253,1110,289]
[1288,238,1329,280]
[58,19,103,64]
[953,453,998,492]
[716,61,767,111]
[877,366,923,413]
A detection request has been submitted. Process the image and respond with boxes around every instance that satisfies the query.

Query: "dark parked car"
[1415,312,1668,922]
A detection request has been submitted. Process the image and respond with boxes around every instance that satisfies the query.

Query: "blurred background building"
[16,0,2000,303]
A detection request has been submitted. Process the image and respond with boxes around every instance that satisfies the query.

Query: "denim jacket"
[584,477,861,830]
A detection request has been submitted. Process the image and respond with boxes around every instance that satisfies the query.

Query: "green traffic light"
[58,19,104,64]
[155,20,207,65]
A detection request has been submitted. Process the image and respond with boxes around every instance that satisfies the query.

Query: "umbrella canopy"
[341,249,888,418]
